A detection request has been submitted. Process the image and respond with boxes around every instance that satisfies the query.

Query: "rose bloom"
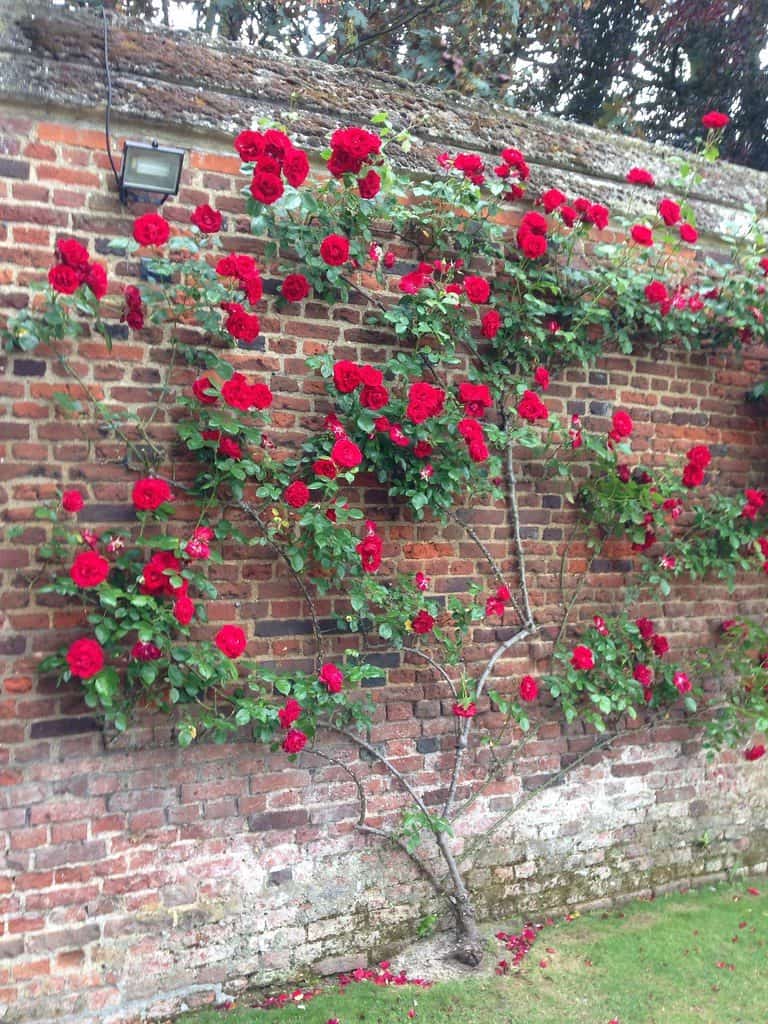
[360,383,389,410]
[48,264,81,294]
[415,571,430,591]
[85,263,108,300]
[319,663,344,693]
[133,212,170,246]
[358,169,381,198]
[744,744,766,762]
[282,728,308,754]
[313,458,337,479]
[132,476,172,511]
[215,625,247,659]
[517,389,549,422]
[356,533,383,573]
[610,409,633,439]
[130,641,162,661]
[630,224,653,246]
[191,204,222,232]
[173,594,195,626]
[481,309,501,338]
[652,633,670,656]
[320,234,350,266]
[452,702,477,718]
[658,198,681,226]
[539,188,566,213]
[331,438,363,469]
[626,167,655,187]
[533,366,550,390]
[333,360,362,393]
[281,273,310,302]
[56,237,90,271]
[585,203,609,230]
[66,637,105,679]
[278,698,302,729]
[250,171,284,204]
[702,110,730,129]
[222,302,261,344]
[571,645,595,671]
[633,664,653,687]
[519,675,539,702]
[70,550,110,588]
[517,230,548,260]
[679,222,698,244]
[284,480,310,509]
[644,280,669,306]
[464,275,491,304]
[411,610,435,634]
[406,381,445,424]
[673,670,692,694]
[62,489,84,513]
[687,444,712,469]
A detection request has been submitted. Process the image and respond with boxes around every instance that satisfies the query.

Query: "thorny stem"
[402,645,458,696]
[556,530,608,645]
[451,510,523,621]
[501,409,535,632]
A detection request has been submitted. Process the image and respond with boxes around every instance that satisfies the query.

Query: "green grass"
[175,880,768,1024]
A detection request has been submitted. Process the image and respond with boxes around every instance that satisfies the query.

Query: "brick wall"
[1,4,768,1023]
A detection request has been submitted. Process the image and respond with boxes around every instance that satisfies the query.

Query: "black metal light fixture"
[118,140,185,205]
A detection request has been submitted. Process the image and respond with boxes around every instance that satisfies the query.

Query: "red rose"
[744,744,766,762]
[222,302,261,344]
[679,223,698,244]
[70,550,110,588]
[66,637,105,679]
[585,203,610,230]
[702,110,730,130]
[458,382,493,417]
[215,625,247,659]
[83,262,108,300]
[682,463,704,488]
[359,383,388,410]
[517,231,547,260]
[633,664,653,687]
[320,234,350,266]
[284,480,310,509]
[406,381,445,424]
[687,445,712,469]
[610,410,633,439]
[281,273,310,302]
[571,645,595,671]
[358,170,381,199]
[635,617,654,639]
[331,438,363,469]
[626,167,655,187]
[313,459,337,479]
[413,441,432,459]
[278,698,303,729]
[593,615,609,636]
[133,212,170,246]
[48,264,81,294]
[539,188,566,213]
[283,147,310,188]
[131,641,162,661]
[356,533,382,573]
[533,366,550,391]
[191,204,222,233]
[192,375,218,405]
[452,702,477,718]
[644,280,669,306]
[218,437,243,460]
[173,594,195,626]
[519,675,539,702]
[560,205,577,227]
[250,171,284,205]
[234,129,264,162]
[56,238,90,271]
[464,275,491,304]
[673,670,692,694]
[658,199,681,226]
[468,440,489,462]
[132,477,172,511]
[333,360,362,393]
[517,389,549,422]
[221,372,272,412]
[412,610,435,634]
[481,310,501,338]
[282,728,307,754]
[631,225,653,246]
[62,489,84,513]
[141,551,183,597]
[319,663,344,693]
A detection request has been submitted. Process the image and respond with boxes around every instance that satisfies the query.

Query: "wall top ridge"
[0,0,766,223]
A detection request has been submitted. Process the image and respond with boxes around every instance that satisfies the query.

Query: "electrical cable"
[102,6,121,190]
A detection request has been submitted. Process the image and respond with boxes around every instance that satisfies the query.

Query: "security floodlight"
[118,140,185,206]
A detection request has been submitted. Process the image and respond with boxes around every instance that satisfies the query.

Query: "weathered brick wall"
[1,4,768,1023]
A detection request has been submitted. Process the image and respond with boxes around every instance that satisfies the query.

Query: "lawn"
[175,880,768,1024]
